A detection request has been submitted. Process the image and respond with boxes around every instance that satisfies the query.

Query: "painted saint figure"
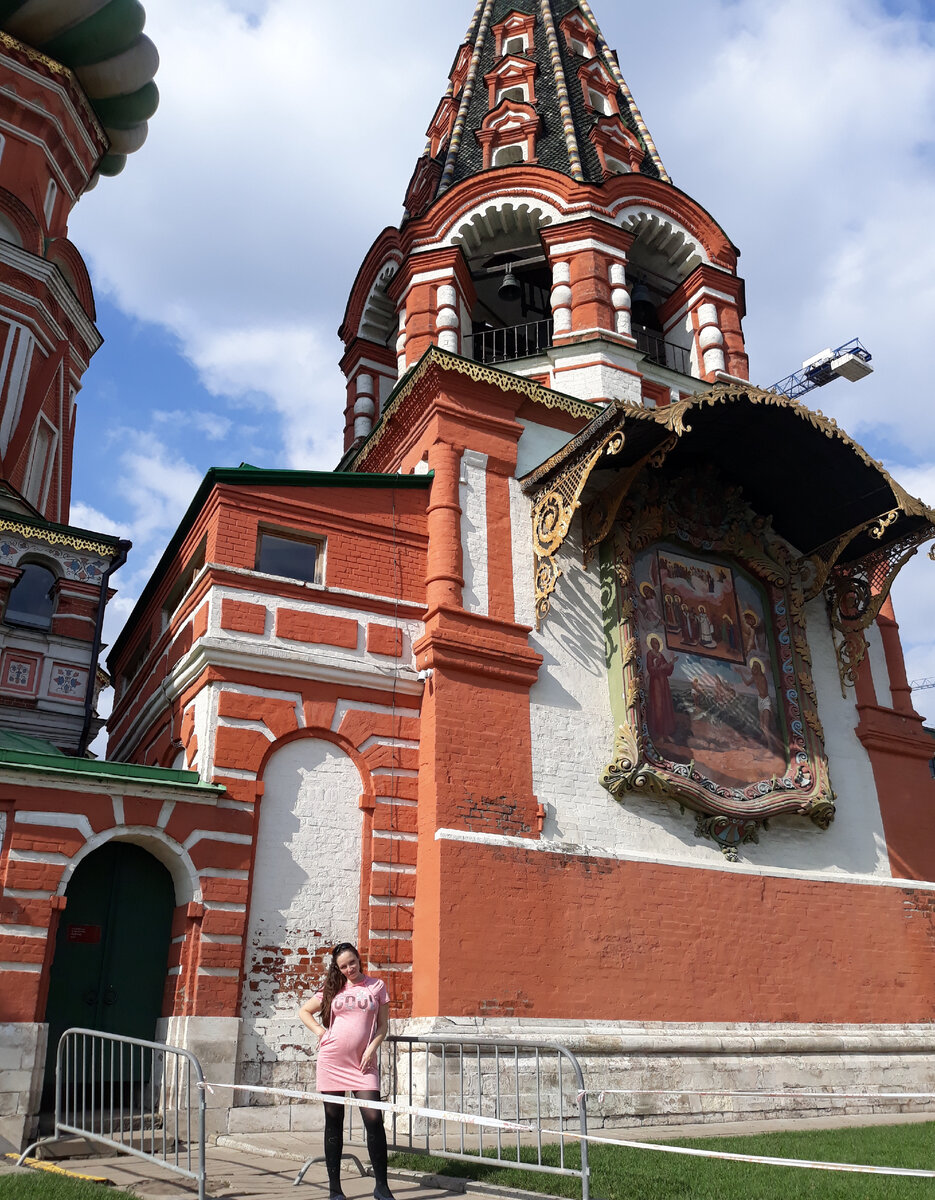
[664,591,681,632]
[638,581,662,629]
[733,657,775,743]
[697,605,716,648]
[646,636,678,739]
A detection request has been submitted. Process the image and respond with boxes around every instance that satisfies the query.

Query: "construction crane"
[769,337,873,400]
[911,678,935,692]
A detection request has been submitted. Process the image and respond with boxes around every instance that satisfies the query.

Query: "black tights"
[323,1089,388,1195]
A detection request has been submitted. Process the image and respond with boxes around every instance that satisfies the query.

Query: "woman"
[299,943,394,1200]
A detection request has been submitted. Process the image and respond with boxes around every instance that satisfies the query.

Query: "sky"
[64,0,935,726]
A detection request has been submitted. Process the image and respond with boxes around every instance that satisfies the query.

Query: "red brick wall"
[418,839,935,1023]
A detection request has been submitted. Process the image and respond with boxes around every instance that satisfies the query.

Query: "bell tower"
[0,7,156,751]
[339,0,749,453]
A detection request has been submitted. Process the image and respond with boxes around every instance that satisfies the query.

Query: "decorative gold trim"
[0,32,101,133]
[824,529,933,695]
[659,383,935,528]
[0,518,115,558]
[870,509,899,540]
[531,429,624,628]
[521,381,935,628]
[581,434,677,567]
[352,346,599,469]
[600,466,835,848]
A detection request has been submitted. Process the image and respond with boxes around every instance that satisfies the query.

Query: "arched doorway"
[42,842,175,1107]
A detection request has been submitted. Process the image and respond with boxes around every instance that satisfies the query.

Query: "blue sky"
[64,0,935,722]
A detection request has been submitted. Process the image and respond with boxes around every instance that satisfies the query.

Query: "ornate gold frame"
[599,466,835,858]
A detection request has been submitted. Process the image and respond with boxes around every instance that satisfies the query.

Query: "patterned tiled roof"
[408,0,669,216]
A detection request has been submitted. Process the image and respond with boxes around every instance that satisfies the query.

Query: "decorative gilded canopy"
[522,384,935,688]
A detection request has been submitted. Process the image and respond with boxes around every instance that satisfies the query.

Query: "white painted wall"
[508,477,891,880]
[239,737,362,1089]
[515,418,573,479]
[459,449,489,616]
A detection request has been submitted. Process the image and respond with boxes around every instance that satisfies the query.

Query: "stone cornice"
[0,241,101,355]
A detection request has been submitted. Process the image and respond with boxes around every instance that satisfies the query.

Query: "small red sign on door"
[67,924,101,944]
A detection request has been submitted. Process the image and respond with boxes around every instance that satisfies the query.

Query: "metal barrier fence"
[18,1027,207,1200]
[382,1035,590,1200]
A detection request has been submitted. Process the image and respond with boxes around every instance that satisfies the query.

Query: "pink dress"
[314,975,389,1092]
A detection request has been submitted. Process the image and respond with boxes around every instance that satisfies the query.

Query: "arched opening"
[497,85,527,104]
[4,562,56,629]
[618,209,708,376]
[493,143,525,167]
[239,736,364,1089]
[41,842,175,1109]
[452,201,556,367]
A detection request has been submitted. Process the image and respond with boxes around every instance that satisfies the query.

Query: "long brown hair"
[320,942,361,1027]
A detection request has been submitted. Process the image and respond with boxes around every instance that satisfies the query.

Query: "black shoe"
[374,1186,395,1200]
[329,1193,346,1200]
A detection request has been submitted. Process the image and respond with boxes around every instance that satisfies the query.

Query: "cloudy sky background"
[65,0,935,723]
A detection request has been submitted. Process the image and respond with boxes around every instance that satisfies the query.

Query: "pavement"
[10,1109,935,1198]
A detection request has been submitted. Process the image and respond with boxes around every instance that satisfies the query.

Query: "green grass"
[391,1120,935,1199]
[0,1168,118,1198]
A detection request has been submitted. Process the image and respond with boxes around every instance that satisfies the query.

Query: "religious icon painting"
[600,467,835,856]
[635,542,786,791]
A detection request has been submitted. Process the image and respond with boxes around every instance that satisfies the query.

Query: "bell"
[498,263,521,302]
[630,280,651,306]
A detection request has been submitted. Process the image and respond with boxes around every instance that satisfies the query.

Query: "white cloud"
[184,322,344,469]
[113,434,203,544]
[152,409,233,441]
[68,501,133,541]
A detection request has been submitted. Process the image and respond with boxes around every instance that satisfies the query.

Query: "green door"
[42,842,175,1107]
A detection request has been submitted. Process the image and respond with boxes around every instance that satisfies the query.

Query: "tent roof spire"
[405,0,670,219]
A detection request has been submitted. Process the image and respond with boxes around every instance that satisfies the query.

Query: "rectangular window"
[256,530,322,584]
[162,538,206,627]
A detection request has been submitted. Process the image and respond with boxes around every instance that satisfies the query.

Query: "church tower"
[339,0,748,449]
[0,6,156,750]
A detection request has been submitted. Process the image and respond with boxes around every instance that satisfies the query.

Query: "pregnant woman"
[299,942,394,1200]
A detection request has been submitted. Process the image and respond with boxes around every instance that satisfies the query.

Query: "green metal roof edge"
[0,747,224,792]
[0,506,124,549]
[108,466,434,666]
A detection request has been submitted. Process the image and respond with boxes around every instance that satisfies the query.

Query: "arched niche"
[359,258,400,346]
[239,735,366,1086]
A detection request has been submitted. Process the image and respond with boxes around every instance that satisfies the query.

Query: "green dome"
[1,0,158,178]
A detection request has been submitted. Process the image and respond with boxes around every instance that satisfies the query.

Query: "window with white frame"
[505,35,527,53]
[43,179,57,226]
[494,144,525,166]
[497,84,527,104]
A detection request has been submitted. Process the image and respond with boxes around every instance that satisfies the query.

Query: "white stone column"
[550,260,572,336]
[395,308,407,375]
[696,301,726,375]
[609,262,631,336]
[353,372,376,440]
[436,283,460,353]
